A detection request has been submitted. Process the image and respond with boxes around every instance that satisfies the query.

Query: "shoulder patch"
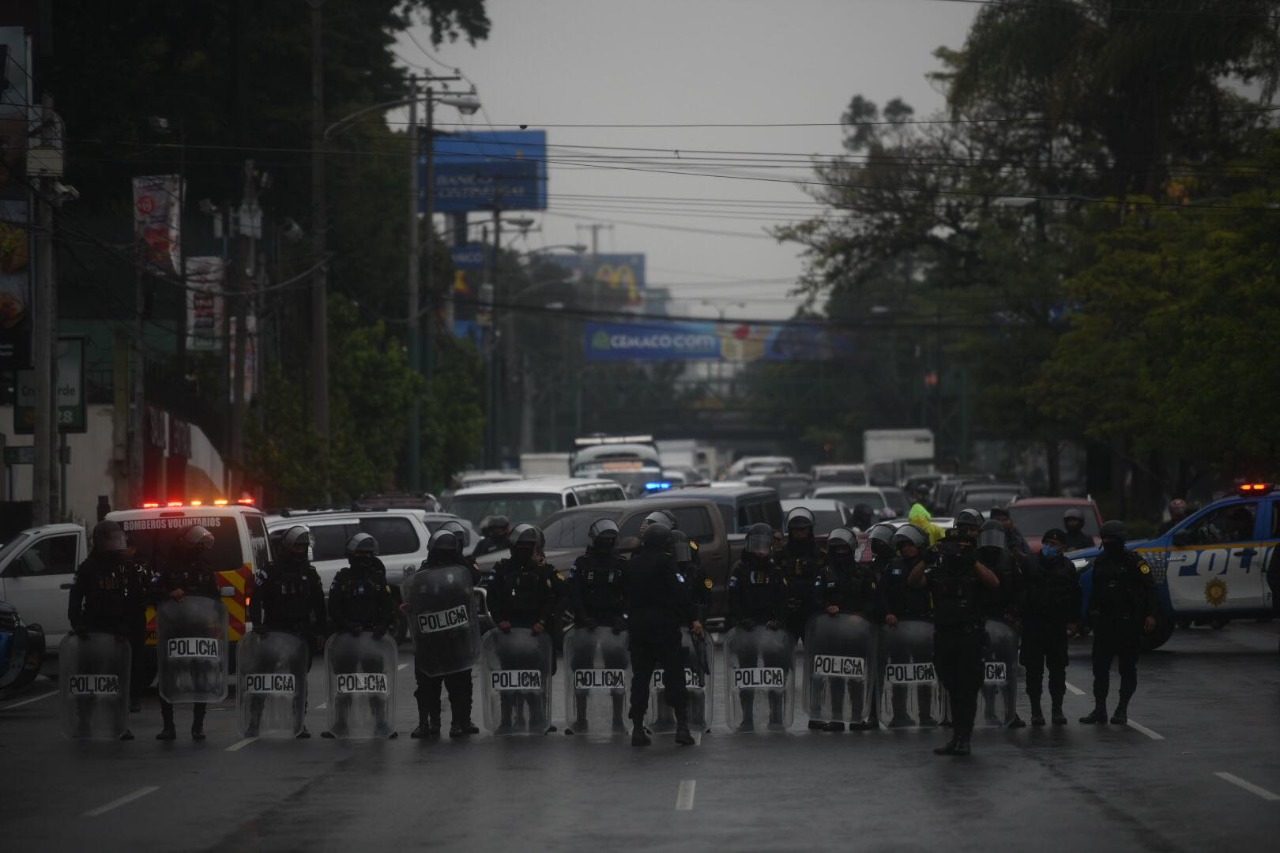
[690,541,699,551]
[1139,564,1150,575]
[255,570,268,585]
[704,578,714,589]
[676,573,686,584]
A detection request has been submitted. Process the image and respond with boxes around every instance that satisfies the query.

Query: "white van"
[445,477,627,531]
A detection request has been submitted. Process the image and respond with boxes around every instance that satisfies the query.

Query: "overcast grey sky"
[397,0,978,321]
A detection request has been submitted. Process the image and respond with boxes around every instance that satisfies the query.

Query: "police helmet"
[1063,507,1086,525]
[745,522,775,558]
[785,507,816,533]
[893,524,928,551]
[92,520,127,553]
[671,529,693,563]
[955,508,984,530]
[183,525,215,551]
[281,525,312,555]
[1169,498,1187,515]
[428,529,461,560]
[867,522,897,557]
[1041,528,1067,546]
[642,521,674,551]
[851,503,875,528]
[641,509,678,533]
[826,527,856,559]
[1099,520,1126,540]
[478,515,496,535]
[489,515,512,536]
[439,520,470,549]
[511,523,544,549]
[977,521,1006,557]
[345,532,379,559]
[588,518,620,550]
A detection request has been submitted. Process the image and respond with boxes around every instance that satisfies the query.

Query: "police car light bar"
[141,502,160,509]
[236,497,255,505]
[214,498,229,506]
[1238,482,1274,494]
[574,434,655,447]
[166,501,184,508]
[646,481,673,491]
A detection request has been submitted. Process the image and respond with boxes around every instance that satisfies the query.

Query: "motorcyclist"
[246,525,327,738]
[728,522,790,731]
[565,519,629,734]
[811,526,879,731]
[410,529,479,740]
[153,525,221,742]
[1062,508,1095,551]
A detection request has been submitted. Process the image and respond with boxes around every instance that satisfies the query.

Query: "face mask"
[1042,545,1060,559]
[1102,539,1124,555]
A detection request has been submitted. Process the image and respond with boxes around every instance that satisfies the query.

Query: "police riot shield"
[649,627,714,734]
[977,619,1021,727]
[804,614,877,730]
[156,596,229,704]
[723,625,796,732]
[479,628,554,735]
[324,631,398,739]
[58,632,131,740]
[562,626,630,736]
[404,565,482,677]
[237,630,310,738]
[878,618,941,727]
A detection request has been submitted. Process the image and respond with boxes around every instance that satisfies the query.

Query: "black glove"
[612,617,626,635]
[737,618,755,631]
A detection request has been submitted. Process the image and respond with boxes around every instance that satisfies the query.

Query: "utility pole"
[231,160,256,494]
[486,206,502,469]
[308,0,330,498]
[576,223,612,313]
[407,75,421,490]
[32,94,55,526]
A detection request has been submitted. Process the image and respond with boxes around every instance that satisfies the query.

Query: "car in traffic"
[1070,482,1279,650]
[645,485,784,535]
[761,473,814,499]
[780,498,852,541]
[0,599,45,691]
[811,464,868,486]
[944,481,1030,516]
[445,477,627,533]
[724,455,797,478]
[1006,496,1103,553]
[807,485,909,521]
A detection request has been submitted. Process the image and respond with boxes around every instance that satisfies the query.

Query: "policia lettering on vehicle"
[323,533,397,739]
[246,525,327,738]
[154,525,221,741]
[811,526,879,731]
[728,523,790,731]
[1080,520,1159,726]
[486,524,558,733]
[777,507,826,640]
[879,524,937,727]
[67,520,150,739]
[908,509,1001,756]
[624,522,703,746]
[410,529,480,740]
[1021,527,1081,726]
[566,519,629,734]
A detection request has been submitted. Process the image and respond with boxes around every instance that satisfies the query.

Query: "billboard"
[426,130,547,213]
[0,27,32,370]
[14,336,86,434]
[132,175,182,275]
[542,253,644,308]
[584,320,853,363]
[185,256,224,353]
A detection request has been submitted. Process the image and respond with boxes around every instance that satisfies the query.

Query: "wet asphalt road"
[2,622,1278,853]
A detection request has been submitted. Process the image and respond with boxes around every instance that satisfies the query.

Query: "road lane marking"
[1126,720,1164,741]
[1063,681,1085,696]
[397,663,409,671]
[315,703,328,710]
[226,737,257,752]
[84,786,160,817]
[676,779,696,811]
[0,690,57,711]
[1214,772,1280,802]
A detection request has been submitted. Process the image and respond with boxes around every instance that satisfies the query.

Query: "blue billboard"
[584,320,854,362]
[424,130,547,213]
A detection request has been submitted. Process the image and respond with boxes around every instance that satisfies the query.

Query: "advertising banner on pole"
[0,28,33,371]
[132,175,181,275]
[584,320,853,363]
[185,256,224,353]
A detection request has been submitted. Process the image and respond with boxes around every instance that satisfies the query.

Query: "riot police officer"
[777,507,826,640]
[565,519,629,734]
[624,522,702,746]
[879,525,936,727]
[486,524,557,732]
[67,520,149,739]
[812,526,879,731]
[1062,508,1094,551]
[728,522,790,730]
[672,530,712,625]
[1080,520,1158,726]
[473,515,513,558]
[410,529,479,740]
[988,507,1031,558]
[438,519,482,581]
[978,518,1025,728]
[153,525,221,741]
[864,522,898,584]
[246,525,327,738]
[323,533,397,739]
[1021,527,1081,726]
[908,509,1001,756]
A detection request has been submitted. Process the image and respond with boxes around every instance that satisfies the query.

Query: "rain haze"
[397,0,979,321]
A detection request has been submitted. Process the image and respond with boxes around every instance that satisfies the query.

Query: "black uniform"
[777,539,825,639]
[67,549,149,709]
[486,554,557,731]
[811,554,879,726]
[249,555,327,649]
[412,554,479,738]
[1062,528,1094,552]
[566,545,629,731]
[1021,548,1081,720]
[980,550,1025,724]
[623,545,696,728]
[1085,547,1158,719]
[153,549,221,737]
[326,558,396,735]
[472,533,512,559]
[728,555,791,728]
[925,543,990,743]
[879,553,937,726]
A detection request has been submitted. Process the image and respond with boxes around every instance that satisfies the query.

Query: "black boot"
[631,719,652,747]
[1050,692,1067,725]
[952,735,971,756]
[191,704,207,741]
[1079,704,1108,724]
[1029,695,1045,726]
[933,737,960,755]
[1110,700,1130,725]
[157,702,176,740]
[674,710,695,746]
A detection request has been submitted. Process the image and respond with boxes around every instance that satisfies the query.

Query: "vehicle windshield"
[0,533,32,566]
[814,469,867,485]
[813,489,887,509]
[958,491,1024,513]
[764,477,813,498]
[116,516,248,572]
[882,488,910,517]
[447,494,566,529]
[1007,505,1100,537]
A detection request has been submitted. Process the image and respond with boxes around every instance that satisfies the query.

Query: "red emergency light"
[236,497,255,505]
[141,502,160,509]
[1238,482,1274,495]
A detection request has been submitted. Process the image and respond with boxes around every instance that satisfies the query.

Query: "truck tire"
[1141,614,1175,652]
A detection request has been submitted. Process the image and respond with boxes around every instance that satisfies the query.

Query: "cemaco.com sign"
[589,325,721,359]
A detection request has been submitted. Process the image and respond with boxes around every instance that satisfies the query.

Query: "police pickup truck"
[1071,483,1279,650]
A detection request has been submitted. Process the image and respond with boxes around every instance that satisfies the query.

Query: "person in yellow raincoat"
[909,503,947,546]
